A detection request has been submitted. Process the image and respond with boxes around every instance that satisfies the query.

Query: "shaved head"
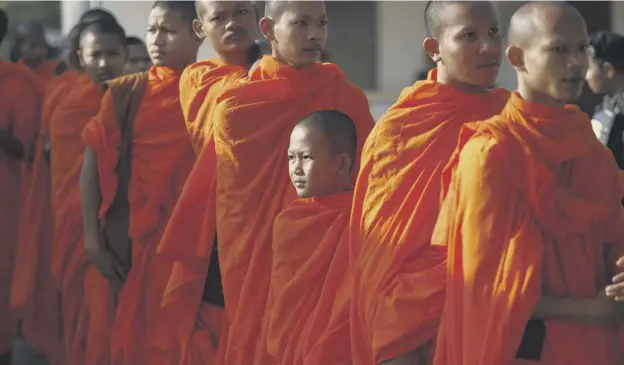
[508,1,584,47]
[265,0,288,20]
[425,1,495,38]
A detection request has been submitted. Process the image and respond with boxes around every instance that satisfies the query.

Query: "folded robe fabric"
[157,59,248,365]
[266,191,354,365]
[10,70,78,365]
[19,59,64,88]
[349,69,510,365]
[83,65,196,365]
[48,73,113,365]
[432,92,624,365]
[213,55,374,365]
[0,60,42,354]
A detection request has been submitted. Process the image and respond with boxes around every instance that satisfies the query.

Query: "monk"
[209,2,373,364]
[0,8,42,364]
[432,3,624,365]
[349,2,508,365]
[265,110,357,365]
[10,21,64,86]
[48,18,127,365]
[124,36,151,74]
[81,2,201,365]
[156,1,262,364]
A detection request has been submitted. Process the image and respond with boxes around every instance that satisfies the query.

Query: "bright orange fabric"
[266,191,353,365]
[157,59,246,365]
[213,55,374,365]
[349,69,510,365]
[10,70,77,365]
[432,92,624,365]
[20,59,62,87]
[83,65,196,365]
[177,304,224,365]
[0,60,41,354]
[49,73,113,365]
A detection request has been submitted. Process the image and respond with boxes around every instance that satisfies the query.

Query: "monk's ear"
[192,19,206,41]
[604,62,618,79]
[338,153,352,176]
[259,16,276,41]
[76,48,85,68]
[506,45,526,71]
[423,37,441,63]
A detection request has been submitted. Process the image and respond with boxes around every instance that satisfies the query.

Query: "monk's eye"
[295,20,308,26]
[239,9,249,15]
[210,15,221,22]
[552,46,565,54]
[288,155,295,160]
[489,27,500,36]
[319,19,328,26]
[304,155,313,160]
[463,32,476,40]
[579,44,589,53]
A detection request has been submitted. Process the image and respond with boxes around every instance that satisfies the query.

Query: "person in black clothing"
[586,30,624,169]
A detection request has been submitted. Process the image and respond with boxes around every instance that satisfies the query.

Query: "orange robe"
[83,65,196,365]
[266,191,354,365]
[213,55,374,365]
[157,59,247,365]
[0,60,41,355]
[10,70,78,365]
[432,92,624,365]
[20,59,63,87]
[49,73,113,365]
[349,69,510,365]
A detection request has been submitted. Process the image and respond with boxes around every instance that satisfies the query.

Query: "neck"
[436,66,490,94]
[517,78,565,109]
[219,51,250,68]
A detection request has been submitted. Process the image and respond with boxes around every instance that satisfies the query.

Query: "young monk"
[208,2,374,364]
[155,1,262,364]
[432,3,624,365]
[125,36,151,74]
[10,21,64,86]
[265,110,356,365]
[81,2,201,365]
[349,2,509,365]
[48,18,127,365]
[0,8,42,364]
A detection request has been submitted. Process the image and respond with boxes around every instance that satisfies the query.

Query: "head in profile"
[585,30,624,97]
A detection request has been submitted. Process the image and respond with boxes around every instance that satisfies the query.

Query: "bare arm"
[80,146,102,249]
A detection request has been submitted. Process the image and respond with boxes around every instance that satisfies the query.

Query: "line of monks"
[2,1,624,365]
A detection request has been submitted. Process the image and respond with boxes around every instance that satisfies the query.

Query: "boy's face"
[195,1,257,57]
[20,34,48,66]
[288,124,342,198]
[263,1,328,69]
[125,43,151,74]
[520,11,589,104]
[433,2,502,88]
[78,30,127,83]
[146,6,198,68]
[585,57,612,95]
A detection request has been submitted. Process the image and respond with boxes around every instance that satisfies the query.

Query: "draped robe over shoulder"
[349,69,510,365]
[432,92,624,365]
[213,55,374,365]
[83,65,196,365]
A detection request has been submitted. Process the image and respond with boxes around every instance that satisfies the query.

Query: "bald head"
[508,2,585,47]
[425,1,496,38]
[265,0,288,20]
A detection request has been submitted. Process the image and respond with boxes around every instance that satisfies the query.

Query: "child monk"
[349,2,509,365]
[80,2,201,365]
[10,21,65,86]
[209,1,374,363]
[124,36,151,74]
[48,18,127,365]
[155,1,262,364]
[432,2,624,365]
[0,8,42,365]
[265,110,356,365]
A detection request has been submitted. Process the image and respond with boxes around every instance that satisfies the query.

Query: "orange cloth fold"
[432,92,624,365]
[266,191,353,365]
[10,70,77,365]
[20,59,63,87]
[83,65,196,365]
[48,73,114,365]
[213,55,374,365]
[157,59,246,365]
[0,60,41,354]
[349,69,510,365]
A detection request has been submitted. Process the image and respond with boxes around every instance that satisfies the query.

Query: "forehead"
[280,1,327,21]
[80,30,123,49]
[148,6,187,25]
[203,1,249,14]
[530,9,588,46]
[290,124,329,148]
[440,2,498,32]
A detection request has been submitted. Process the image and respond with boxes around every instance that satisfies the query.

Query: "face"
[78,31,127,83]
[585,57,612,95]
[520,11,589,105]
[262,1,328,69]
[288,125,344,198]
[146,6,199,68]
[428,2,502,89]
[20,34,47,66]
[195,1,257,57]
[125,43,151,74]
